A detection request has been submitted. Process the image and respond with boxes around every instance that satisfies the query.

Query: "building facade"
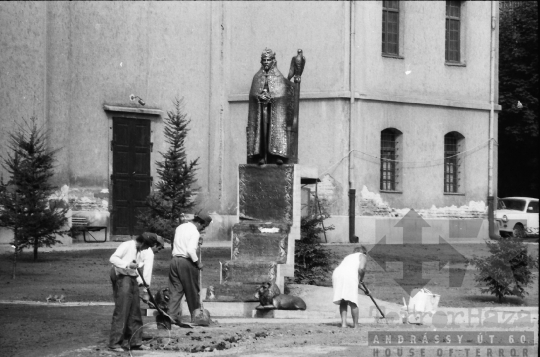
[0,1,499,242]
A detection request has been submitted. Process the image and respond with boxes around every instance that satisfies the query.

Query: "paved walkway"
[2,239,536,254]
[0,240,231,253]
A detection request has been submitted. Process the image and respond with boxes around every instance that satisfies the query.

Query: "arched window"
[380,128,402,191]
[444,132,464,193]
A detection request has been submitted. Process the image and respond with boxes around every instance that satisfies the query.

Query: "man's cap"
[194,212,213,226]
[142,232,165,247]
[155,235,165,247]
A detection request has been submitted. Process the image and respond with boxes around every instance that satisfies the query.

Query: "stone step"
[144,301,260,318]
[211,282,261,302]
[252,309,401,323]
[222,260,278,284]
[232,222,289,263]
[251,309,402,324]
[252,309,334,319]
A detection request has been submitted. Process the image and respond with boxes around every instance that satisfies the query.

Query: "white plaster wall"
[0,2,48,180]
[0,2,498,243]
[356,1,493,104]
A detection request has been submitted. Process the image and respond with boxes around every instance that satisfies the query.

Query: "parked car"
[495,197,539,238]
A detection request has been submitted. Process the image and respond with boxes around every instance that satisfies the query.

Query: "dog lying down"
[254,282,307,310]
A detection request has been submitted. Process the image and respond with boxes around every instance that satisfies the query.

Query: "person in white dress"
[332,246,368,328]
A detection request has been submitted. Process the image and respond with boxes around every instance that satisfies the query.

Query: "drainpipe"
[488,1,500,240]
[348,1,356,243]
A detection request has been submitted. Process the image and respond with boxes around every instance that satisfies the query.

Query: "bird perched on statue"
[288,49,306,83]
[57,294,65,303]
[46,295,53,303]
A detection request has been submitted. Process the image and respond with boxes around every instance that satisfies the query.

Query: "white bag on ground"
[407,288,440,314]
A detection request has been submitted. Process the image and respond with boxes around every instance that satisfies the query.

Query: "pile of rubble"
[394,201,487,219]
[49,185,109,212]
[357,186,393,216]
[358,185,487,219]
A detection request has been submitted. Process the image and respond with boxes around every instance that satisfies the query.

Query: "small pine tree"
[471,237,538,303]
[0,117,68,273]
[137,98,199,242]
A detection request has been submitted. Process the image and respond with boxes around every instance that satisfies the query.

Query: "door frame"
[104,106,163,239]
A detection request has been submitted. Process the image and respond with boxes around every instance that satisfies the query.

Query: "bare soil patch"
[0,304,462,357]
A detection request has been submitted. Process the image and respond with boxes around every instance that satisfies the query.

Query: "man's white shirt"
[109,240,154,286]
[172,222,200,262]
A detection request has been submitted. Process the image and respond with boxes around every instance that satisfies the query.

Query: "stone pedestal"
[210,164,317,303]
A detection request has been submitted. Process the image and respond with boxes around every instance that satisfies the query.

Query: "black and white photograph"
[0,1,538,356]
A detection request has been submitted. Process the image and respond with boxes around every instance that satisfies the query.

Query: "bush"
[293,206,335,285]
[471,237,538,303]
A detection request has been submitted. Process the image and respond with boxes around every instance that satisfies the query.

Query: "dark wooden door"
[112,118,152,236]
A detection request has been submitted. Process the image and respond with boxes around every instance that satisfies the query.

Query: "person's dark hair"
[135,234,151,250]
[192,216,206,225]
[353,245,367,254]
[192,213,212,227]
[142,232,163,248]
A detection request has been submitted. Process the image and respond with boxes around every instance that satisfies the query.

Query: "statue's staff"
[287,49,306,161]
[258,73,273,164]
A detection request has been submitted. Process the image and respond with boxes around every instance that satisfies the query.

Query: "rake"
[361,282,387,322]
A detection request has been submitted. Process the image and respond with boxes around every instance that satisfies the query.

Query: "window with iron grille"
[382,1,399,55]
[381,129,398,191]
[445,1,461,62]
[444,133,460,193]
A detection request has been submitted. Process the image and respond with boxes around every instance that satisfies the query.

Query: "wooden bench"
[71,216,108,243]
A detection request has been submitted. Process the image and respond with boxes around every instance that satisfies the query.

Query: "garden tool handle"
[199,248,204,310]
[361,282,370,295]
[136,267,149,288]
[361,282,385,319]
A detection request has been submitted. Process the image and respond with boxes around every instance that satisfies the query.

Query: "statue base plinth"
[231,222,289,263]
[211,164,318,303]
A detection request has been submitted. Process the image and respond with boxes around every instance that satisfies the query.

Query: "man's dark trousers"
[109,268,143,349]
[168,256,200,324]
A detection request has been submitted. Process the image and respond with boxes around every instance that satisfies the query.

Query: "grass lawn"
[0,243,537,308]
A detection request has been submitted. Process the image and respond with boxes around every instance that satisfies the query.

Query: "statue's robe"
[246,64,295,159]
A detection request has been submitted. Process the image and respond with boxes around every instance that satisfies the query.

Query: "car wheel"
[513,224,527,239]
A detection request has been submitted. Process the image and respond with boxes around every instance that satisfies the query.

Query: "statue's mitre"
[261,48,275,59]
